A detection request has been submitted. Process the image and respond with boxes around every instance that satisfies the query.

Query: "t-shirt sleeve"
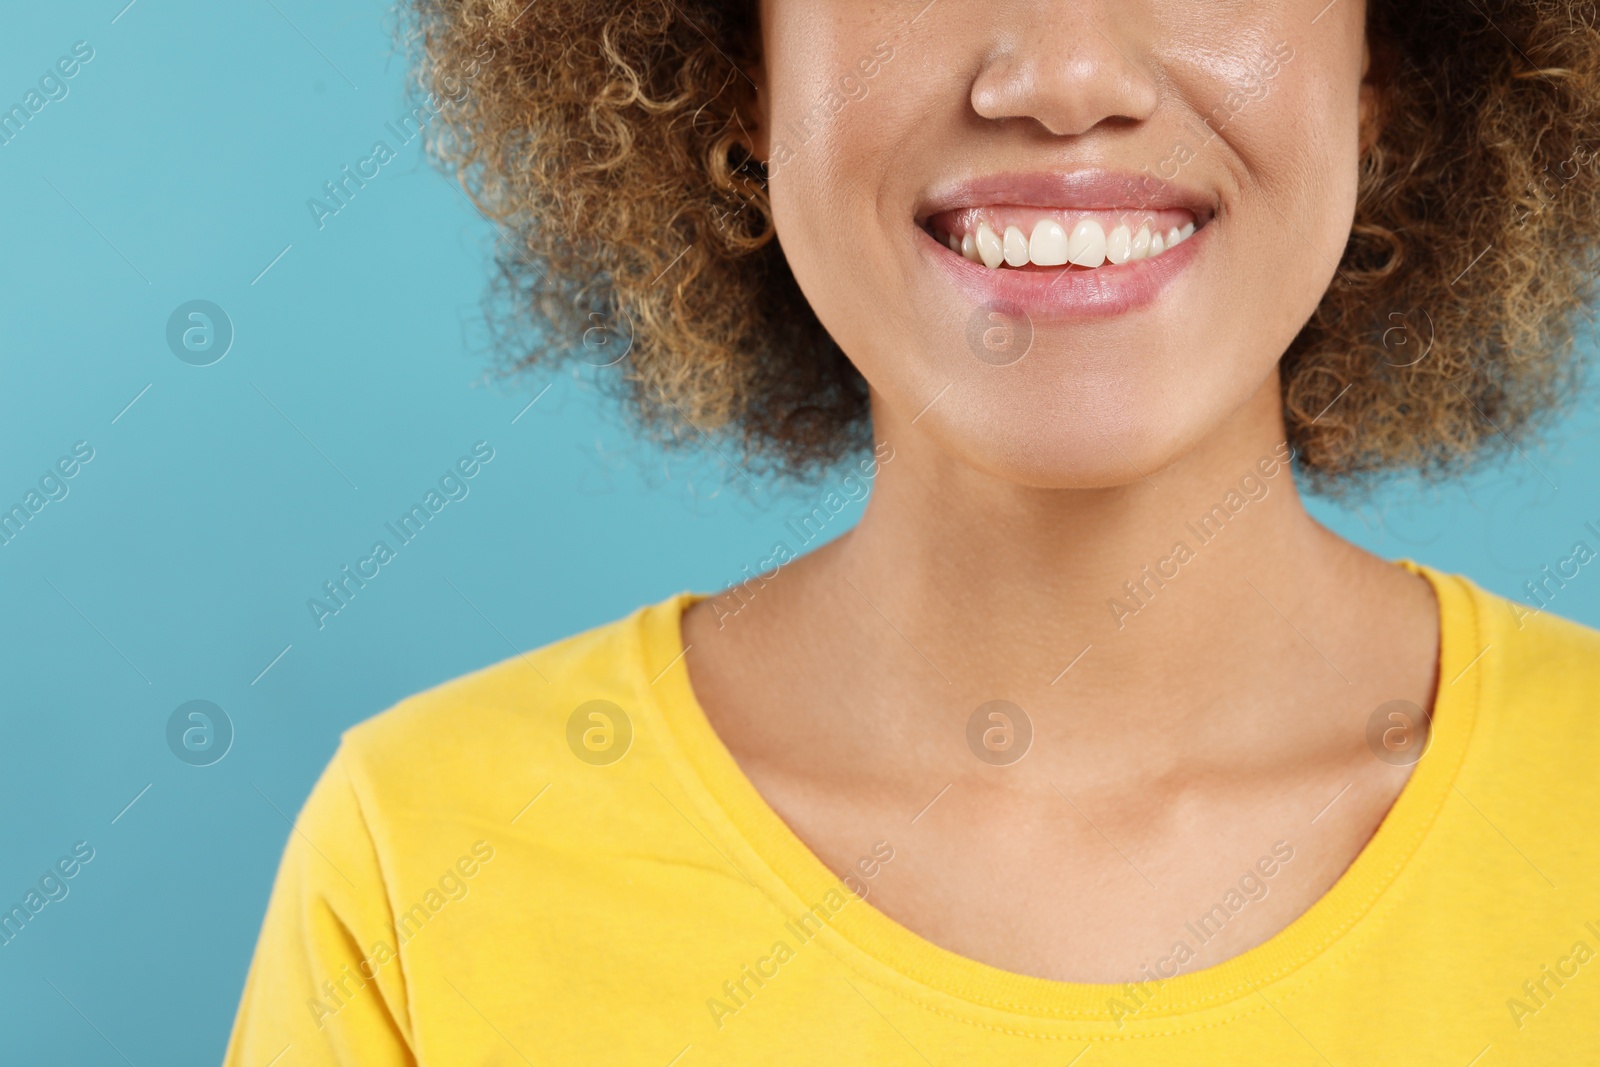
[224,746,415,1066]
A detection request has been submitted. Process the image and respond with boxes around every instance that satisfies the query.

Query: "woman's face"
[753,0,1373,487]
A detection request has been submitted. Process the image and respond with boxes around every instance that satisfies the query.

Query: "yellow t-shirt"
[225,565,1600,1064]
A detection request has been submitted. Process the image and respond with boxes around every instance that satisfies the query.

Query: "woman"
[227,1,1600,1062]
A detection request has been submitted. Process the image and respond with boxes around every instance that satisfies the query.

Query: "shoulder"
[1461,570,1600,704]
[330,594,690,831]
[1442,568,1600,793]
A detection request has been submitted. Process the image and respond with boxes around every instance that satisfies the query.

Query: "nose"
[970,5,1161,137]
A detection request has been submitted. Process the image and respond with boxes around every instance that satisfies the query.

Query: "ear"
[1357,35,1392,156]
[737,58,771,161]
[734,0,771,162]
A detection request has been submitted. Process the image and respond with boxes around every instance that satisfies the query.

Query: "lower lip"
[919,223,1206,322]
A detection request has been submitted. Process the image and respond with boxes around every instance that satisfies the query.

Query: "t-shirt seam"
[331,739,420,1053]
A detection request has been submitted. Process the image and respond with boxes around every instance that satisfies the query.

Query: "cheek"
[764,3,891,192]
[766,16,944,393]
[1177,18,1368,338]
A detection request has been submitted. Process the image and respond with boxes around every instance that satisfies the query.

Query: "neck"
[688,371,1438,796]
[756,373,1384,779]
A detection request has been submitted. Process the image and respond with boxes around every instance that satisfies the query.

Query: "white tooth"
[947,232,961,252]
[1166,227,1183,248]
[1029,219,1070,267]
[1131,225,1152,260]
[1150,232,1166,256]
[961,231,982,262]
[1105,224,1133,265]
[1067,219,1107,268]
[975,222,1005,269]
[1003,225,1030,268]
[1181,221,1196,240]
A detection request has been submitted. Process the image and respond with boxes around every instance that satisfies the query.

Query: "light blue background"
[0,4,1595,1063]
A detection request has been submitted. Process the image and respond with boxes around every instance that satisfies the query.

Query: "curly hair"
[407,0,1600,488]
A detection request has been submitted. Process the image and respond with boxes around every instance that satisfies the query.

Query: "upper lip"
[917,168,1217,226]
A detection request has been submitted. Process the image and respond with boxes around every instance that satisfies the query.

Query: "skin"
[681,0,1440,983]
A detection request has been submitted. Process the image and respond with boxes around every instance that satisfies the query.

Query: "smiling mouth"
[924,208,1202,272]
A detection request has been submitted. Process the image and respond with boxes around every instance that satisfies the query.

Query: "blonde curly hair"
[407,0,1600,487]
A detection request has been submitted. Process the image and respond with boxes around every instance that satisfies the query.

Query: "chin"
[912,386,1215,491]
